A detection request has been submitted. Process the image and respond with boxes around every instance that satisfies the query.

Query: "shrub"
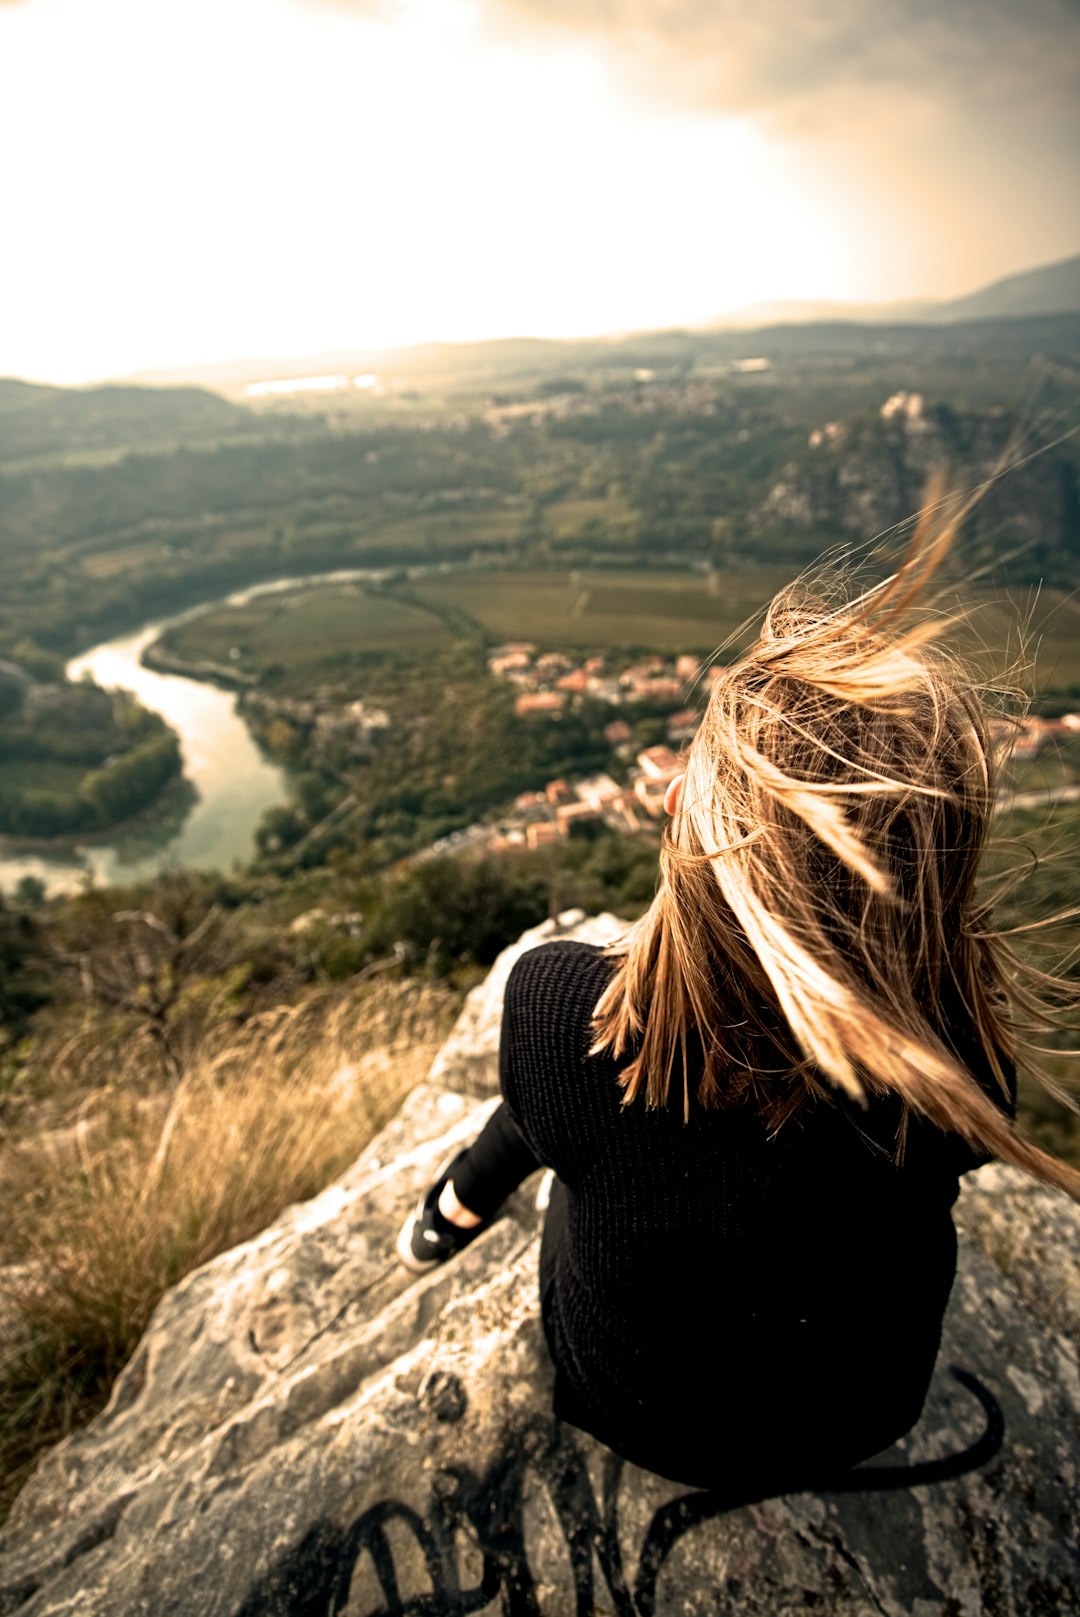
[377,855,550,974]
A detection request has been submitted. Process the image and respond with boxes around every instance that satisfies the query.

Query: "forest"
[0,668,181,838]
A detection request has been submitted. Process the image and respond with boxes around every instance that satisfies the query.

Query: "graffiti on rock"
[236,1367,1002,1617]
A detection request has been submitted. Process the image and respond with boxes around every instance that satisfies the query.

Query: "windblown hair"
[592,494,1080,1200]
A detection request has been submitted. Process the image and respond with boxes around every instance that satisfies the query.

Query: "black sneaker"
[395,1151,487,1274]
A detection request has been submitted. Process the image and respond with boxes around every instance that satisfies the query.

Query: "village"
[471,640,700,852]
[236,635,1080,870]
[428,641,1080,862]
[391,642,703,862]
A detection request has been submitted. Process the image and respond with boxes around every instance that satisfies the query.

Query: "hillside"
[0,379,264,468]
[2,318,1078,669]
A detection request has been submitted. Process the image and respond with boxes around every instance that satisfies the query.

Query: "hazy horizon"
[3,0,1078,386]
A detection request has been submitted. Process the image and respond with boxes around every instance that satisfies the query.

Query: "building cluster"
[489,643,717,720]
[459,642,724,853]
[472,712,1080,859]
[418,688,1080,868]
[483,367,769,435]
[311,698,392,755]
[487,743,685,853]
[243,690,391,762]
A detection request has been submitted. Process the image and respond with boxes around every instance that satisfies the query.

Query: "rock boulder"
[1,916,1077,1616]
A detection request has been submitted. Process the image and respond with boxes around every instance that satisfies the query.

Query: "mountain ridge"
[119,255,1080,393]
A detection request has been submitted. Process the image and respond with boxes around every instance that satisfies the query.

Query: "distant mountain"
[118,255,1080,398]
[717,255,1080,330]
[125,312,1080,404]
[930,254,1080,322]
[128,337,581,394]
[0,377,282,466]
[713,296,937,328]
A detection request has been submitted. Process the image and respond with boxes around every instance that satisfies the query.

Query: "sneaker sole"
[394,1148,472,1275]
[395,1207,441,1274]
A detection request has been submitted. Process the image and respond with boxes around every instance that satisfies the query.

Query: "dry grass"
[0,975,460,1518]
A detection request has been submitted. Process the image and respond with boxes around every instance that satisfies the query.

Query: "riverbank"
[0,632,289,899]
[141,643,255,688]
[1,565,417,898]
[0,774,201,899]
[0,772,199,859]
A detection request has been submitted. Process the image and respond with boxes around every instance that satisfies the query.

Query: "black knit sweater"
[499,939,994,1491]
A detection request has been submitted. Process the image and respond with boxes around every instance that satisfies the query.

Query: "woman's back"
[399,504,1079,1494]
[501,938,980,1488]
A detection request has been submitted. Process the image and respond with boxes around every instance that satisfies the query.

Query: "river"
[0,568,383,898]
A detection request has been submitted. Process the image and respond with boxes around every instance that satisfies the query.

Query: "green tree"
[78,733,181,826]
[378,856,549,975]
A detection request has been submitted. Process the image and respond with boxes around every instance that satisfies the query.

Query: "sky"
[1,0,1078,384]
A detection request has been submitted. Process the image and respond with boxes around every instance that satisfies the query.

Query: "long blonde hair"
[592,496,1080,1200]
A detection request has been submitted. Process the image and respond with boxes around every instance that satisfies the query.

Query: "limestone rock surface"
[1,918,1078,1617]
[426,909,625,1096]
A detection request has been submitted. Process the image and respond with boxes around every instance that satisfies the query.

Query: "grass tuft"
[0,976,458,1519]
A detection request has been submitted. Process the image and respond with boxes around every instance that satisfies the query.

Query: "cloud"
[467,0,1080,300]
[296,0,402,21]
[307,0,1079,127]
[487,0,1080,127]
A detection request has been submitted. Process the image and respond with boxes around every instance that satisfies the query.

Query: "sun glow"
[0,0,1013,383]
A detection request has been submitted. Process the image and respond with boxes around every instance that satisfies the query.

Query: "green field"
[406,568,1080,690]
[157,568,1080,695]
[953,589,1080,700]
[406,566,796,655]
[370,507,522,552]
[160,583,450,678]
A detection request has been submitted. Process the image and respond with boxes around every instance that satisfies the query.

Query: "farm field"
[159,583,450,679]
[407,567,1080,693]
[157,566,1080,696]
[405,566,796,655]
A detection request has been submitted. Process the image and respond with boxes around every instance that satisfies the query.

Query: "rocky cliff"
[752,404,1079,585]
[1,913,1077,1617]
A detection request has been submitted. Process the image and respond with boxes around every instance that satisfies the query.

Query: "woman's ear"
[663,772,684,817]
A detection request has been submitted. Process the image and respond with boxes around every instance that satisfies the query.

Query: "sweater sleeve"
[496,964,541,1159]
[497,939,614,1177]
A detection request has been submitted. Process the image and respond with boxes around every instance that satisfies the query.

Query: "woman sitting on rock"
[397,500,1080,1495]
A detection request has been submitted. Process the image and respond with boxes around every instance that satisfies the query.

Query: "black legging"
[449,1102,543,1220]
[449,1103,568,1320]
